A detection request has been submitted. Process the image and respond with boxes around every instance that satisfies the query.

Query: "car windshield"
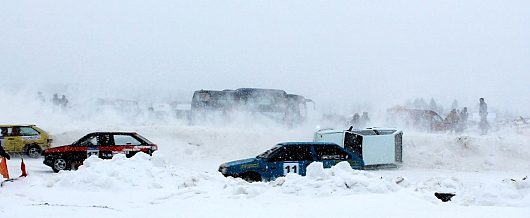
[373,129,396,135]
[351,130,377,135]
[72,134,98,146]
[72,136,87,145]
[134,133,153,144]
[256,145,281,159]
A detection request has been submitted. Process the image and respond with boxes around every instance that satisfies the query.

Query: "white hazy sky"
[1,0,529,113]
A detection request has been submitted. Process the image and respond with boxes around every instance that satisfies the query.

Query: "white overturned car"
[314,127,403,168]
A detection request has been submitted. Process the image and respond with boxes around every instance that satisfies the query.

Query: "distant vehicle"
[0,124,52,158]
[387,107,448,131]
[191,88,314,125]
[171,102,191,121]
[218,142,364,182]
[43,132,157,172]
[314,127,403,167]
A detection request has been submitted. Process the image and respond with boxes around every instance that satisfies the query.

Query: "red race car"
[43,132,158,172]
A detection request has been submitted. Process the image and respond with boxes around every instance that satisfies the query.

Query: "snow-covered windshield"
[256,145,281,159]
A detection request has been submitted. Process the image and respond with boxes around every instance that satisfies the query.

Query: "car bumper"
[43,157,53,167]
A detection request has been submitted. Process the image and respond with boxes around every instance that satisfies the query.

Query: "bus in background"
[190,88,314,125]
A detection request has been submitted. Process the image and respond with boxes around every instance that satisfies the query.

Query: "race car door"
[80,134,113,159]
[3,127,23,152]
[112,134,143,157]
[266,145,314,179]
[95,133,114,159]
[80,135,100,159]
[313,145,352,168]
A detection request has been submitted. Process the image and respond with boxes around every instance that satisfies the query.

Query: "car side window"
[19,127,40,136]
[97,134,112,146]
[269,146,313,162]
[344,133,363,158]
[0,127,9,137]
[113,134,141,146]
[79,136,98,146]
[7,127,18,136]
[314,145,349,160]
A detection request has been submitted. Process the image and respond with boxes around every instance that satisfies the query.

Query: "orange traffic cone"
[0,157,9,179]
[20,158,27,177]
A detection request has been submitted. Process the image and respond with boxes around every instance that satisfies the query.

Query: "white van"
[314,127,403,167]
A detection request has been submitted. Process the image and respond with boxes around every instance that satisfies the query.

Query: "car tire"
[52,158,69,173]
[26,145,42,159]
[241,172,262,183]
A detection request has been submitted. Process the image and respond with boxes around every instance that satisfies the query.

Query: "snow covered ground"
[2,0,529,216]
[1,122,529,217]
[0,89,528,217]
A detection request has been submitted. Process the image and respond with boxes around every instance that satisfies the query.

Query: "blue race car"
[218,142,364,182]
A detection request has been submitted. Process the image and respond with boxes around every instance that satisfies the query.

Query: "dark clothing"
[349,113,361,128]
[0,146,10,160]
[479,102,488,120]
[360,113,370,128]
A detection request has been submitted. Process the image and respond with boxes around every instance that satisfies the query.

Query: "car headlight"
[219,164,228,174]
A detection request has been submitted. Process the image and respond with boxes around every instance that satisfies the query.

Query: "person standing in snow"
[52,93,60,106]
[479,98,489,135]
[60,95,69,109]
[479,98,488,120]
[360,112,370,128]
[445,109,460,133]
[37,91,46,103]
[0,128,7,149]
[458,107,469,132]
[348,113,361,129]
[0,134,10,180]
[0,147,10,160]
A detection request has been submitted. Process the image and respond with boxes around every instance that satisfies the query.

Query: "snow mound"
[45,152,216,191]
[412,176,530,207]
[218,162,401,198]
[415,177,463,193]
[454,177,530,207]
[42,152,529,207]
[266,162,400,196]
[45,155,402,200]
[404,132,530,171]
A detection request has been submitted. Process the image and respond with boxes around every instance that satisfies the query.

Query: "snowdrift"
[2,88,530,217]
[45,154,399,197]
[403,132,530,171]
[40,154,530,207]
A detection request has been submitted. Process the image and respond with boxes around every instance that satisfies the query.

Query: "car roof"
[316,127,401,135]
[315,129,343,134]
[277,142,339,147]
[86,132,137,135]
[0,124,36,127]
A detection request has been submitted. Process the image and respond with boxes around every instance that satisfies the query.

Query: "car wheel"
[241,172,262,183]
[52,158,68,173]
[26,145,42,158]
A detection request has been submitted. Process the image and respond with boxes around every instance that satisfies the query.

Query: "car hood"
[222,158,260,168]
[44,145,76,153]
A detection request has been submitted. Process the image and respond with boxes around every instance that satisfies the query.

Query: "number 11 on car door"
[283,162,299,175]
